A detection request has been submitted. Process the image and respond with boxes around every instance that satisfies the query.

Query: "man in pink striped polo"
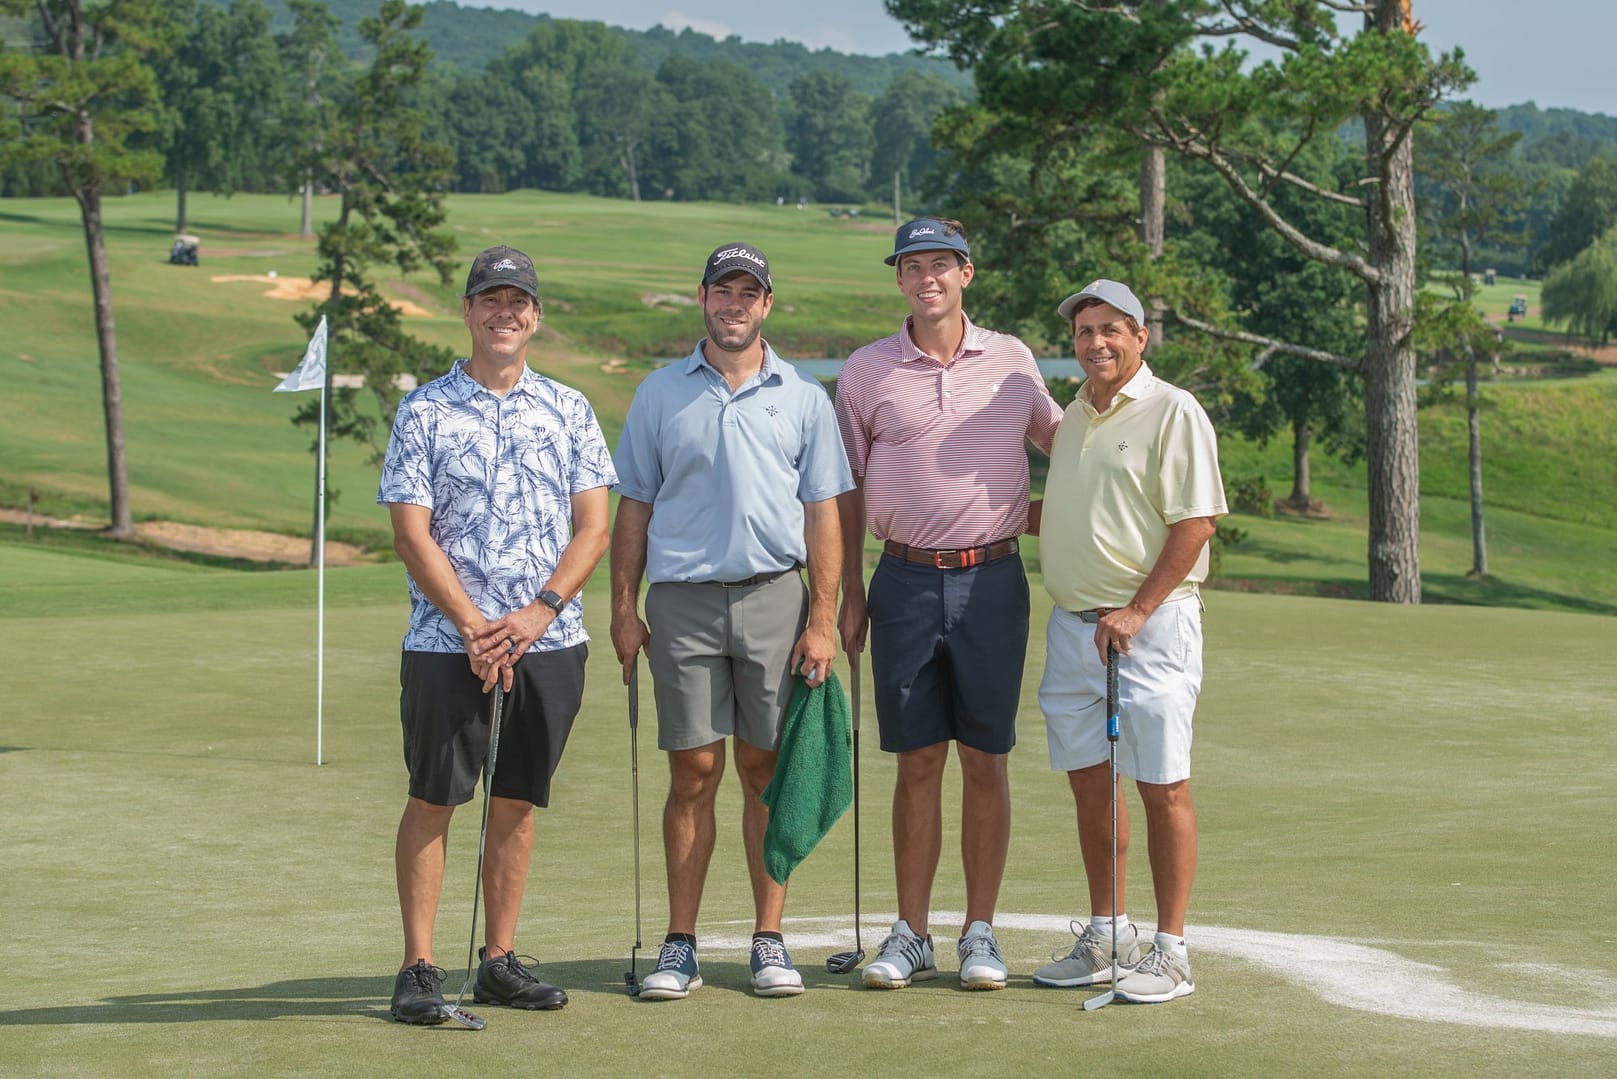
[834,217,1063,991]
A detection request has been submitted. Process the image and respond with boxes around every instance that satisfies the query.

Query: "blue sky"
[489,1,1614,116]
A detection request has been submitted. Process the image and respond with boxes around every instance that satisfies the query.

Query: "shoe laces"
[752,937,790,968]
[959,930,1002,961]
[403,961,445,991]
[1133,947,1176,978]
[875,930,927,965]
[490,952,542,983]
[1058,919,1105,961]
[655,941,695,972]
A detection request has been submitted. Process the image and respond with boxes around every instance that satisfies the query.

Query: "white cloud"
[658,9,734,40]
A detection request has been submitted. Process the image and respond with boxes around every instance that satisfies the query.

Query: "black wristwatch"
[538,589,565,614]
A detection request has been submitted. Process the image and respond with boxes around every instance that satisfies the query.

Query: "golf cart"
[1507,294,1527,322]
[168,234,200,266]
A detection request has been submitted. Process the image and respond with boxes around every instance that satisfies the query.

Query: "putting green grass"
[1,551,1614,1076]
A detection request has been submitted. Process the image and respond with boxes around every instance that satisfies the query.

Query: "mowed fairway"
[2,548,1615,1077]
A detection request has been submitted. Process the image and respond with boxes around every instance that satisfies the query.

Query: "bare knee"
[732,740,779,799]
[667,744,725,804]
[955,744,1008,789]
[896,743,948,791]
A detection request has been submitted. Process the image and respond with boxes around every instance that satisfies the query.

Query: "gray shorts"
[644,570,808,752]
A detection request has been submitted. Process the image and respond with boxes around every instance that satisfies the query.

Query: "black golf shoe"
[474,948,568,1010]
[390,960,450,1024]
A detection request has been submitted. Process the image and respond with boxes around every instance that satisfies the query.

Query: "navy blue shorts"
[399,646,587,808]
[866,553,1029,754]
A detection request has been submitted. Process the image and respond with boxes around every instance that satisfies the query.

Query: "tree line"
[0,0,963,213]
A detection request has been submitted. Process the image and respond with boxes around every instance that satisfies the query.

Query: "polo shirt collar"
[448,359,541,399]
[684,339,785,384]
[898,314,986,365]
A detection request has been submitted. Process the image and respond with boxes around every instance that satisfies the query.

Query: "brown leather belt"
[883,538,1019,570]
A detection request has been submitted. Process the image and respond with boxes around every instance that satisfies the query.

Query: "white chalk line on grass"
[698,911,1617,1039]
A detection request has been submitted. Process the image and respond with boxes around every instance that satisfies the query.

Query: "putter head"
[1082,989,1116,1012]
[439,1003,487,1029]
[824,948,864,974]
[624,971,640,997]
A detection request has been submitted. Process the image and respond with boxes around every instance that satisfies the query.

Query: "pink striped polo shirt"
[835,315,1063,549]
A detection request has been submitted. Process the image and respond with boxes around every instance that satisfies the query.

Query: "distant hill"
[249,0,971,97]
[1496,103,1617,171]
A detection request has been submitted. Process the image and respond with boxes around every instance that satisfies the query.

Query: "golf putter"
[624,661,644,997]
[825,651,865,973]
[446,681,506,1030]
[1084,647,1121,1012]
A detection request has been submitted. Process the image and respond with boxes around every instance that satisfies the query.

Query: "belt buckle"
[936,547,981,569]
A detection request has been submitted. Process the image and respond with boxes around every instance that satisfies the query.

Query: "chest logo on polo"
[765,404,780,417]
[1117,441,1128,452]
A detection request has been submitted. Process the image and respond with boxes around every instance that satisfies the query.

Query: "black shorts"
[867,553,1029,755]
[399,646,587,808]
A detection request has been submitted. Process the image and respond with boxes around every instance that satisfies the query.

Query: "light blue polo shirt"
[378,361,618,652]
[613,340,854,584]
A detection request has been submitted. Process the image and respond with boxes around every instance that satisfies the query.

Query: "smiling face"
[1071,300,1148,405]
[896,248,973,322]
[699,271,773,357]
[462,285,540,365]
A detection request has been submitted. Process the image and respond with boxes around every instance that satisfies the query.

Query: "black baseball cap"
[464,245,539,300]
[702,243,772,292]
[886,217,971,266]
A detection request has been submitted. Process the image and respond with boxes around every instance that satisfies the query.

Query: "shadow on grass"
[1209,570,1617,615]
[1421,573,1617,615]
[0,961,625,1027]
[0,958,1008,1027]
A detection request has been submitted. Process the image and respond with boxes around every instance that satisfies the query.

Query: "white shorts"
[1038,598,1204,784]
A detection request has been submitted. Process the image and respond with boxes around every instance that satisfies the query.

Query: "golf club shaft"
[457,681,506,1010]
[851,650,862,952]
[1087,646,1120,1011]
[627,661,643,992]
[1109,648,1119,992]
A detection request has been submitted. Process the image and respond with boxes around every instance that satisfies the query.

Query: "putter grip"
[1106,650,1119,741]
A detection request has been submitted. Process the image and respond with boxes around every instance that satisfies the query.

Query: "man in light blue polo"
[610,242,853,1000]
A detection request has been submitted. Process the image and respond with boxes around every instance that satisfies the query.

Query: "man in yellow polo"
[1033,279,1226,1004]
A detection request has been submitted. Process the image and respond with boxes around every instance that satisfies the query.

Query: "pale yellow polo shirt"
[1042,361,1228,613]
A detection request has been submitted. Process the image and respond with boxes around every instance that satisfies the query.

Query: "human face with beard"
[462,285,540,371]
[699,270,773,364]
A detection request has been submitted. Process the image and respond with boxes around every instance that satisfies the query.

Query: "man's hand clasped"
[464,605,558,692]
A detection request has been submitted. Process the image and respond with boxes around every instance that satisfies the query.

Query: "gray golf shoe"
[861,919,936,989]
[1033,920,1142,987]
[1114,943,1195,1003]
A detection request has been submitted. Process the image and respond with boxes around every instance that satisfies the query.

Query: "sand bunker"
[211,274,432,317]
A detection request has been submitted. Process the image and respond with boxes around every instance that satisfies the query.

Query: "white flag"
[274,315,328,393]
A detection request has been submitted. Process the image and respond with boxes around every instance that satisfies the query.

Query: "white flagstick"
[314,371,326,766]
[274,316,330,765]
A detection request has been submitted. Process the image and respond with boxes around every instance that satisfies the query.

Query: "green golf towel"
[759,670,852,885]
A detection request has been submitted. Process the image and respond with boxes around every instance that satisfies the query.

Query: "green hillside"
[2,189,1615,614]
[246,0,972,94]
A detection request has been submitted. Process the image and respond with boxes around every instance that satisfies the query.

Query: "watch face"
[541,590,564,612]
